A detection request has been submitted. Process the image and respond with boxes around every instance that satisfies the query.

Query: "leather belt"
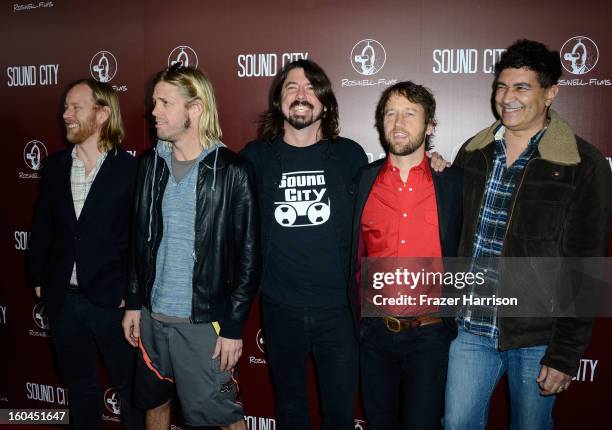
[382,315,443,333]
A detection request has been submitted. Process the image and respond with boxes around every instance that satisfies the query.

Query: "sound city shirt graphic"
[274,170,331,228]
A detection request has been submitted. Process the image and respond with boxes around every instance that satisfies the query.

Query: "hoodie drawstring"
[211,145,219,191]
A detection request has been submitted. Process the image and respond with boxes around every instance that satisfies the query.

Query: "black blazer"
[28,147,137,322]
[349,158,464,331]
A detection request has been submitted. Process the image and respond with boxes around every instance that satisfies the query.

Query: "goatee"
[283,101,323,130]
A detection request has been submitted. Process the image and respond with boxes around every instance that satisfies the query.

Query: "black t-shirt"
[262,141,347,307]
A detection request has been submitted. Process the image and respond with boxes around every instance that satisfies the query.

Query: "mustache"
[289,100,315,110]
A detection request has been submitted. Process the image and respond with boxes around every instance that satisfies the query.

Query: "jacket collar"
[465,109,580,165]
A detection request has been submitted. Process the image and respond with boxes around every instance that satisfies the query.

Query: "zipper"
[497,155,539,349]
[501,157,538,246]
[192,159,210,322]
[464,149,490,326]
[146,158,166,305]
[468,149,491,257]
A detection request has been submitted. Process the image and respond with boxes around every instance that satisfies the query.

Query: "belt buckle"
[383,316,401,333]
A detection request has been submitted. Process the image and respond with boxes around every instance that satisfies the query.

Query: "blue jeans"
[262,297,358,430]
[444,327,555,430]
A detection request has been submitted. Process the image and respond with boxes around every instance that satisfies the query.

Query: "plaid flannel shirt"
[460,125,546,338]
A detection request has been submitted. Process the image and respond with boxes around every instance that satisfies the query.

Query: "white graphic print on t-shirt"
[274,170,331,227]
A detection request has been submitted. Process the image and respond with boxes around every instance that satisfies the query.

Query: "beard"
[386,128,427,156]
[283,100,323,130]
[66,113,98,144]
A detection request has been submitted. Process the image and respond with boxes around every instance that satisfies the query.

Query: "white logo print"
[90,51,118,83]
[23,140,48,171]
[560,36,599,75]
[255,329,266,353]
[32,303,50,330]
[104,388,121,415]
[354,419,367,430]
[351,39,387,76]
[168,46,199,68]
[274,171,331,227]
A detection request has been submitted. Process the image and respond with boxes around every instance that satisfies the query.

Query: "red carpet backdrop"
[1,0,610,428]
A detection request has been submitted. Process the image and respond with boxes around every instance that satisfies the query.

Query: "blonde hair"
[155,65,222,149]
[67,79,124,152]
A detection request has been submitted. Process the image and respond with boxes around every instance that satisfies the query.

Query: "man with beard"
[350,81,462,429]
[29,79,143,430]
[241,59,367,429]
[122,65,258,430]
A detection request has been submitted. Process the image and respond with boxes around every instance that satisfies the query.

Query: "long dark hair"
[257,59,339,140]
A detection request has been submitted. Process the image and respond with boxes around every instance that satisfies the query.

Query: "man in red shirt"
[350,81,463,429]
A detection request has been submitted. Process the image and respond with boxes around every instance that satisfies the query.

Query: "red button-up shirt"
[361,155,442,316]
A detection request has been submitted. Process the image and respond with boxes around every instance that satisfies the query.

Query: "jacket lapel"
[352,160,385,253]
[355,162,384,221]
[61,151,78,224]
[432,173,449,256]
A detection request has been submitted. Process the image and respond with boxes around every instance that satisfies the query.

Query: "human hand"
[537,365,572,395]
[122,310,141,347]
[212,336,243,372]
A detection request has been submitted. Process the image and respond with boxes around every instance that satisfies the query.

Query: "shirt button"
[409,187,413,192]
[403,213,408,217]
[400,240,406,244]
[398,187,402,192]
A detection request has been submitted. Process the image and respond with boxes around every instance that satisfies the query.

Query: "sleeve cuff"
[219,319,243,339]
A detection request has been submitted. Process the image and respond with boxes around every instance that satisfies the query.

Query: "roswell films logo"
[23,140,47,170]
[30,303,51,337]
[18,140,48,179]
[559,36,610,87]
[104,388,121,415]
[168,46,199,68]
[90,51,118,83]
[103,388,121,423]
[351,39,386,76]
[249,329,267,365]
[342,38,396,88]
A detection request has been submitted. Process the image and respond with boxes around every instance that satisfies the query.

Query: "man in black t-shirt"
[241,59,367,430]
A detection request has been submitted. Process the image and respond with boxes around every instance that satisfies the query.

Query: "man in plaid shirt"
[442,40,611,429]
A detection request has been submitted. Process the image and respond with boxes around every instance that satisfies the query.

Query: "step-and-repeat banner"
[1,1,610,428]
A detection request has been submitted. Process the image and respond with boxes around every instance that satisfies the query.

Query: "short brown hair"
[374,81,437,151]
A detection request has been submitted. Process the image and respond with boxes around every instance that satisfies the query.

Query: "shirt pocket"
[361,218,389,255]
[511,200,564,241]
[424,210,439,226]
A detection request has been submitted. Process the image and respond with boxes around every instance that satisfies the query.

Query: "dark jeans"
[52,293,143,430]
[262,297,358,430]
[360,318,452,430]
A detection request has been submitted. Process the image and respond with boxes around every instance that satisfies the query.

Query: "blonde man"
[123,65,259,430]
[29,79,143,430]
